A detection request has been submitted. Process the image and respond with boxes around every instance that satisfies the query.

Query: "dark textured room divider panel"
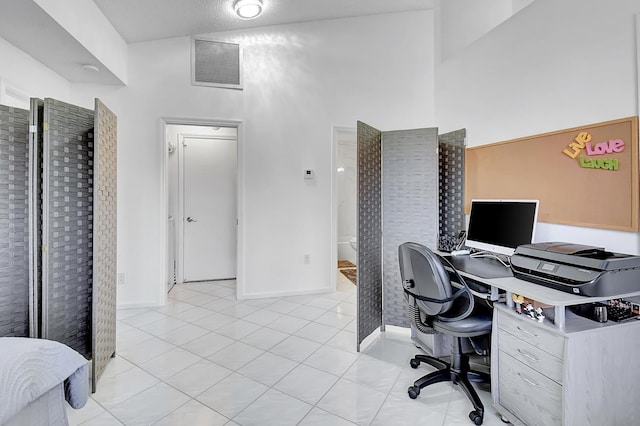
[42,98,95,358]
[28,98,44,338]
[92,99,117,392]
[356,121,382,350]
[438,129,466,252]
[0,105,30,337]
[382,128,439,328]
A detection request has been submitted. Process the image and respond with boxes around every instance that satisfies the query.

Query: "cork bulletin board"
[466,116,639,231]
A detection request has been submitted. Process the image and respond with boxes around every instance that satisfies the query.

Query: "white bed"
[0,337,89,426]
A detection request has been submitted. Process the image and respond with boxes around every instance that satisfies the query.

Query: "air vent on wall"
[191,38,243,90]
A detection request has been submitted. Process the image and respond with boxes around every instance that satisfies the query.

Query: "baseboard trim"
[117,301,163,309]
[239,286,334,300]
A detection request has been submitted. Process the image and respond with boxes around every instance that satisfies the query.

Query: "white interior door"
[182,135,237,281]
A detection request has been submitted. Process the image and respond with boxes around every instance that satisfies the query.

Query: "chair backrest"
[398,242,473,321]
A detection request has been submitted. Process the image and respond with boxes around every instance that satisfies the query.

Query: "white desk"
[448,263,640,426]
[491,276,640,330]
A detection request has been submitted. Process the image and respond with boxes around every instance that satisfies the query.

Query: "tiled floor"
[67,273,506,425]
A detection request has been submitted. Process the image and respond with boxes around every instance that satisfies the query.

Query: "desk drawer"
[498,330,563,384]
[499,351,562,426]
[498,309,565,359]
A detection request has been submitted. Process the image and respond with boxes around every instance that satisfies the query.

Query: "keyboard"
[443,254,513,279]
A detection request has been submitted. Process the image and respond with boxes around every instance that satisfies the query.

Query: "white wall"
[436,0,640,254]
[512,0,535,14]
[0,36,71,108]
[71,11,435,306]
[436,0,535,62]
[33,0,128,84]
[437,0,514,61]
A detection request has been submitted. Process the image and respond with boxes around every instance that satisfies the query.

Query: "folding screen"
[41,98,95,358]
[382,128,439,328]
[438,129,466,251]
[0,105,30,337]
[92,99,118,392]
[356,121,383,350]
[0,98,117,392]
[356,124,467,348]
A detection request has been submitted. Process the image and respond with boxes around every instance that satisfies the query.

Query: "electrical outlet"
[117,273,126,286]
[304,254,311,264]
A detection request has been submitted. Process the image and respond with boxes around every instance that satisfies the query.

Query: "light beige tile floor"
[67,273,506,425]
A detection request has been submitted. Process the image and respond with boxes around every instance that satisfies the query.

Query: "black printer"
[510,242,640,297]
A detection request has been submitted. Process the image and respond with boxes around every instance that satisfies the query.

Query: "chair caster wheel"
[409,359,420,369]
[469,411,483,425]
[407,386,420,399]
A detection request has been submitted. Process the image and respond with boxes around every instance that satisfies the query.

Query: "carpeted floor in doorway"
[340,268,357,285]
[338,260,357,285]
[338,260,355,269]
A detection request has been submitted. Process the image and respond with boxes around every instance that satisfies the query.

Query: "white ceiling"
[94,0,435,43]
[0,0,433,85]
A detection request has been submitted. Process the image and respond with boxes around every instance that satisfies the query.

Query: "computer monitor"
[466,199,539,256]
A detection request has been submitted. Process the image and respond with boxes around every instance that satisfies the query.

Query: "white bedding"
[3,384,67,426]
[0,337,89,425]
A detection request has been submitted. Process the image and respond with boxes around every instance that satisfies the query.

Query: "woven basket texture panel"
[92,99,117,391]
[42,98,94,358]
[438,129,466,252]
[0,105,30,337]
[382,128,439,328]
[357,121,382,347]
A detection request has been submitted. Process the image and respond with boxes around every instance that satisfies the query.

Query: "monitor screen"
[466,199,539,256]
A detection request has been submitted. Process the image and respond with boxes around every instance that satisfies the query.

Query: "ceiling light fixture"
[234,0,263,20]
[82,64,100,73]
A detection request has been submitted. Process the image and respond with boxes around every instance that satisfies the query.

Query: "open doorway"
[163,121,242,297]
[332,126,357,290]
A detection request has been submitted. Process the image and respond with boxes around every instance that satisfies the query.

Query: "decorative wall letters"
[563,132,592,158]
[564,132,625,171]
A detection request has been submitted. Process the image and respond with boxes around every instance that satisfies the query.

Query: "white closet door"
[182,135,237,282]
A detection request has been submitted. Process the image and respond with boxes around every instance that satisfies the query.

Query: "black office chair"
[398,242,492,425]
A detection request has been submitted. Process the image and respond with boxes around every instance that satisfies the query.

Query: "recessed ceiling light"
[82,64,100,73]
[234,0,263,20]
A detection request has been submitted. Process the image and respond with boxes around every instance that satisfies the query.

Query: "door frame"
[177,132,238,284]
[330,125,357,290]
[160,118,244,304]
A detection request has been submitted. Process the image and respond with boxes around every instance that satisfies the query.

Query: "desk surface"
[490,276,640,307]
[439,250,640,330]
[441,252,640,307]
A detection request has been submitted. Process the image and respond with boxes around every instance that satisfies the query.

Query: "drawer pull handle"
[517,348,539,362]
[516,326,538,338]
[518,373,541,388]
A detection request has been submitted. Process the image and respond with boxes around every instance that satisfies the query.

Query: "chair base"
[407,353,486,425]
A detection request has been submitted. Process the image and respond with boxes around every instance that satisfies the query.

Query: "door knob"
[186,217,198,223]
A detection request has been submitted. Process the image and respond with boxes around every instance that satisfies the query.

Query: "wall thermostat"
[304,169,315,179]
